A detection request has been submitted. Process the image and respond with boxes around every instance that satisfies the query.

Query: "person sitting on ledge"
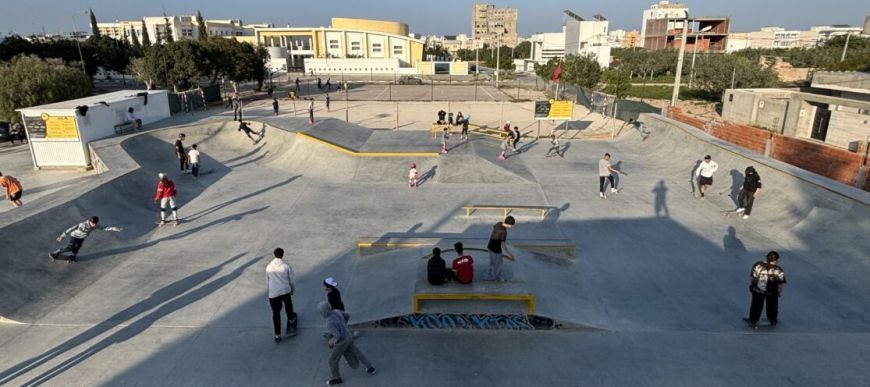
[427,247,455,285]
[452,242,474,284]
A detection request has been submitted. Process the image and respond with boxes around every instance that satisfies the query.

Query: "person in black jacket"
[427,248,455,285]
[736,166,762,219]
[324,277,345,311]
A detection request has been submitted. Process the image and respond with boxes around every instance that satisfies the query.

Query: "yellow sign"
[548,100,574,120]
[45,116,80,139]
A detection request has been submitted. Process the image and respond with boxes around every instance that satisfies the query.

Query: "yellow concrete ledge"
[412,293,536,314]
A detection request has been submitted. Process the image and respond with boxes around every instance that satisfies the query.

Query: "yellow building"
[255,17,424,71]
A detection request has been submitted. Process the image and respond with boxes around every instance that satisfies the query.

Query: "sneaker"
[611,188,618,193]
[326,378,343,386]
[49,252,59,260]
[599,192,605,199]
[274,335,282,343]
[735,208,745,213]
[742,215,750,219]
[367,367,377,375]
[699,196,705,200]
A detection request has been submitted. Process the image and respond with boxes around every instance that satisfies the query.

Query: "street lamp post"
[70,12,87,74]
[671,12,690,107]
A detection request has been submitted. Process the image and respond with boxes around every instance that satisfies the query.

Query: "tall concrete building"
[640,1,689,48]
[97,16,264,45]
[472,4,519,48]
[564,11,611,68]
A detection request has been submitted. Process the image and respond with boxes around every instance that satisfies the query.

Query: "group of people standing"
[266,248,377,386]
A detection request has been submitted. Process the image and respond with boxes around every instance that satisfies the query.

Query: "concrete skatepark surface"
[1,109,869,386]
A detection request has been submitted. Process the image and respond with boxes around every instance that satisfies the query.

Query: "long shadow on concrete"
[0,254,257,386]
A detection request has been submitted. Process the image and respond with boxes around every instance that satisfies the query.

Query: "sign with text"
[45,115,80,139]
[534,100,574,120]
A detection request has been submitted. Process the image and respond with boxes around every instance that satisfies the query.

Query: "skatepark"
[1,98,870,386]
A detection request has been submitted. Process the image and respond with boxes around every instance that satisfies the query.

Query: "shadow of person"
[612,161,626,188]
[546,202,571,223]
[723,226,747,258]
[690,160,702,195]
[652,180,669,217]
[417,166,438,186]
[728,169,744,205]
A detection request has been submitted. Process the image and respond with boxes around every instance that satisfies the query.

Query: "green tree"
[693,54,779,95]
[127,56,153,89]
[141,21,151,48]
[196,11,208,40]
[0,55,93,123]
[130,27,141,49]
[602,69,631,98]
[424,44,450,59]
[513,41,531,59]
[89,8,100,37]
[561,54,601,89]
[534,57,559,81]
[163,16,174,43]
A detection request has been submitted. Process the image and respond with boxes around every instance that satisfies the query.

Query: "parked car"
[397,76,424,85]
[0,122,11,143]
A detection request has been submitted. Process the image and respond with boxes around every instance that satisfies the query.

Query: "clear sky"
[2,0,868,37]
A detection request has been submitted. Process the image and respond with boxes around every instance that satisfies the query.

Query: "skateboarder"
[408,163,419,188]
[49,216,122,262]
[268,248,297,342]
[599,153,626,199]
[232,94,242,121]
[326,94,331,112]
[440,127,450,154]
[511,126,521,152]
[452,242,475,284]
[154,173,180,225]
[545,134,561,158]
[460,114,470,141]
[272,97,279,116]
[319,301,377,386]
[308,99,315,124]
[427,247,456,285]
[744,251,786,328]
[187,144,201,178]
[498,133,510,160]
[487,216,515,281]
[694,155,719,199]
[324,277,345,311]
[0,172,23,208]
[175,133,190,174]
[238,121,262,144]
[736,166,762,219]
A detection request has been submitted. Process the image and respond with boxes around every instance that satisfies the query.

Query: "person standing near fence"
[232,94,242,121]
[308,98,315,124]
[272,97,279,116]
[326,94,331,112]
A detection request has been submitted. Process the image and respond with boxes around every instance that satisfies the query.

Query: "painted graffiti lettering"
[374,314,555,330]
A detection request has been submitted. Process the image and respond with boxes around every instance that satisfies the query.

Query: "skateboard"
[188,169,213,177]
[49,253,76,263]
[156,219,182,227]
[721,209,744,217]
[743,318,777,329]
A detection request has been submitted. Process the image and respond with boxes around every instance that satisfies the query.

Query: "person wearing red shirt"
[451,242,474,284]
[153,173,179,224]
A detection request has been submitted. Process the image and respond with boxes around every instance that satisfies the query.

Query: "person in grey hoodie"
[318,301,376,385]
[49,216,122,262]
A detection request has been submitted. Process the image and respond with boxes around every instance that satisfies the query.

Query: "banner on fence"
[534,100,574,121]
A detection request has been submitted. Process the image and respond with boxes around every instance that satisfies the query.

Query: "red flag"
[552,61,562,83]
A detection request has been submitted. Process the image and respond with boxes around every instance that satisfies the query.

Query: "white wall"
[305,58,401,74]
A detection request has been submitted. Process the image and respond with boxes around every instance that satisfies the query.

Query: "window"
[372,43,382,52]
[351,42,361,51]
[329,40,339,49]
[393,45,403,55]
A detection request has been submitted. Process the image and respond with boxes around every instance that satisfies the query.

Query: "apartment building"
[640,1,689,48]
[472,4,519,48]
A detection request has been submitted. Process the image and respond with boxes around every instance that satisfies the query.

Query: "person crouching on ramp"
[154,173,180,225]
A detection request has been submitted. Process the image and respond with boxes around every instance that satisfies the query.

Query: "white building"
[529,30,566,62]
[16,90,170,169]
[726,25,864,52]
[564,11,611,68]
[640,1,689,48]
[98,16,265,45]
[608,29,627,48]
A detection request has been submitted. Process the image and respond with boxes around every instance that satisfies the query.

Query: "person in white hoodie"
[694,155,719,199]
[267,248,296,342]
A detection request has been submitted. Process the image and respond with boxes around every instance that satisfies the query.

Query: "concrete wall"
[450,62,469,76]
[755,98,788,131]
[305,58,401,74]
[721,90,758,124]
[826,110,870,149]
